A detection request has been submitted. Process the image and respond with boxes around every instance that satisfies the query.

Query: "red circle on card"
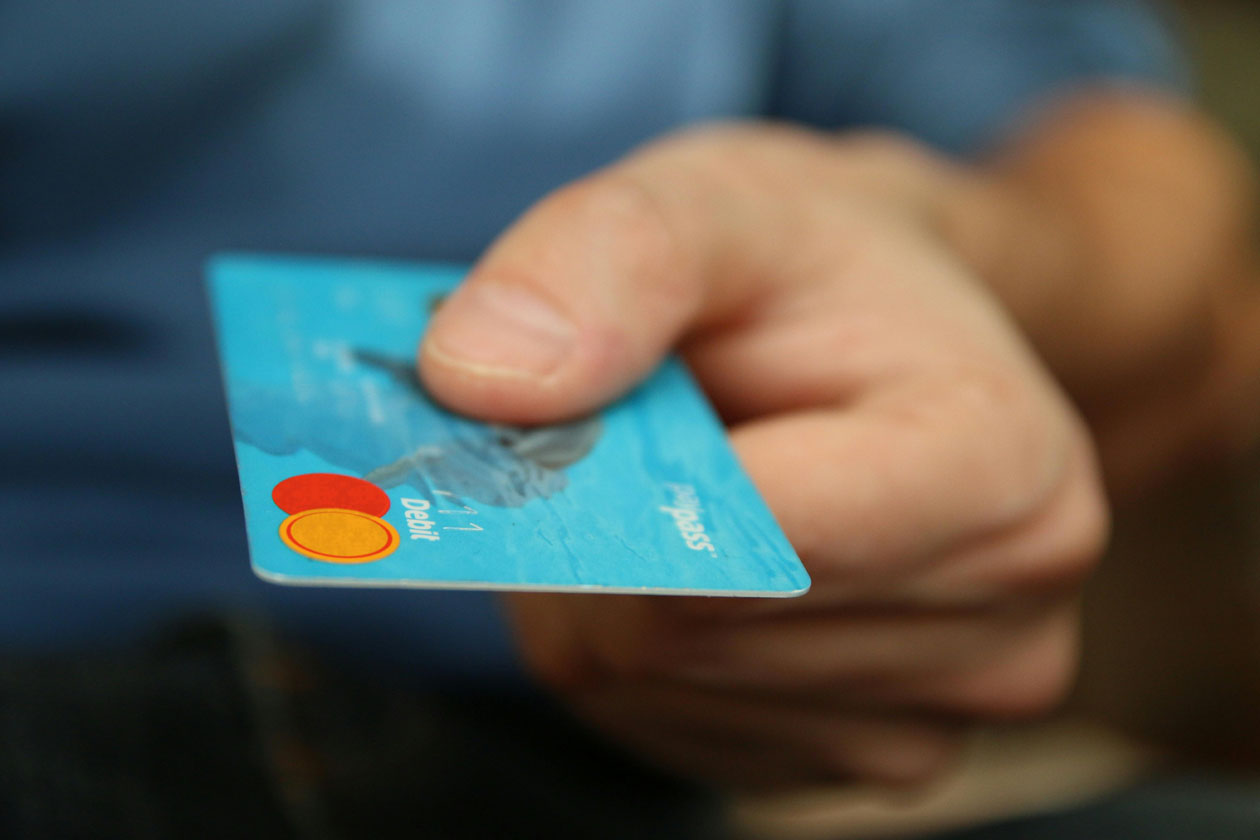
[272,473,390,517]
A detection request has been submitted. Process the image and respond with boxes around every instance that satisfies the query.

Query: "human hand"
[417,125,1108,790]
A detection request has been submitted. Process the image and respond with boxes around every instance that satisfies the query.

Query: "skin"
[416,89,1260,791]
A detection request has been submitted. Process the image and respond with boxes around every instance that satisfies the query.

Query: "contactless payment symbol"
[272,473,400,564]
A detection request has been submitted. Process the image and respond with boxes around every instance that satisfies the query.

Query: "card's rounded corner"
[250,564,305,587]
[780,575,812,599]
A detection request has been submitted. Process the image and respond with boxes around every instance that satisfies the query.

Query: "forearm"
[948,91,1256,392]
[935,90,1260,489]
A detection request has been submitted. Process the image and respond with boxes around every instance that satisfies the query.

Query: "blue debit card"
[208,254,809,597]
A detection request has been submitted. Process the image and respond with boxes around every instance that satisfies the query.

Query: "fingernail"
[424,283,576,379]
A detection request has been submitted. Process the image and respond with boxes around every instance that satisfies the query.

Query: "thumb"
[418,130,799,424]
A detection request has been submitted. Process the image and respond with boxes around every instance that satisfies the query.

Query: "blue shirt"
[0,1,1186,684]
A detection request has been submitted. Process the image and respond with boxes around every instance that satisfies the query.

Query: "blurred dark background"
[1180,0,1260,160]
[1069,0,1260,770]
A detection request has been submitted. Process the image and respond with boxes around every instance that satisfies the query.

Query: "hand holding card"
[418,126,1110,789]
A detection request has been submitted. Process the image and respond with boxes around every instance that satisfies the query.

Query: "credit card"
[208,254,809,597]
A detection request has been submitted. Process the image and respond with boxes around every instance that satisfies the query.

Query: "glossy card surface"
[209,254,809,596]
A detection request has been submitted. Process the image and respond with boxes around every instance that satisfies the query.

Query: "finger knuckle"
[952,365,1070,526]
[989,444,1110,599]
[649,121,814,169]
[869,742,960,789]
[949,621,1079,720]
[648,121,763,156]
[834,130,936,169]
[1035,480,1109,592]
[820,729,961,789]
[550,175,680,271]
[549,173,700,329]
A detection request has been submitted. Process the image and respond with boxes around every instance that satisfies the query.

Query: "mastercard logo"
[272,473,400,564]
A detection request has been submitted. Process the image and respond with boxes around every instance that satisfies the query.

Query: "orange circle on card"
[279,508,400,563]
[272,473,390,517]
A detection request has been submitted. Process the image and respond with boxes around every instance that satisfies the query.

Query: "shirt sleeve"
[770,0,1192,155]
